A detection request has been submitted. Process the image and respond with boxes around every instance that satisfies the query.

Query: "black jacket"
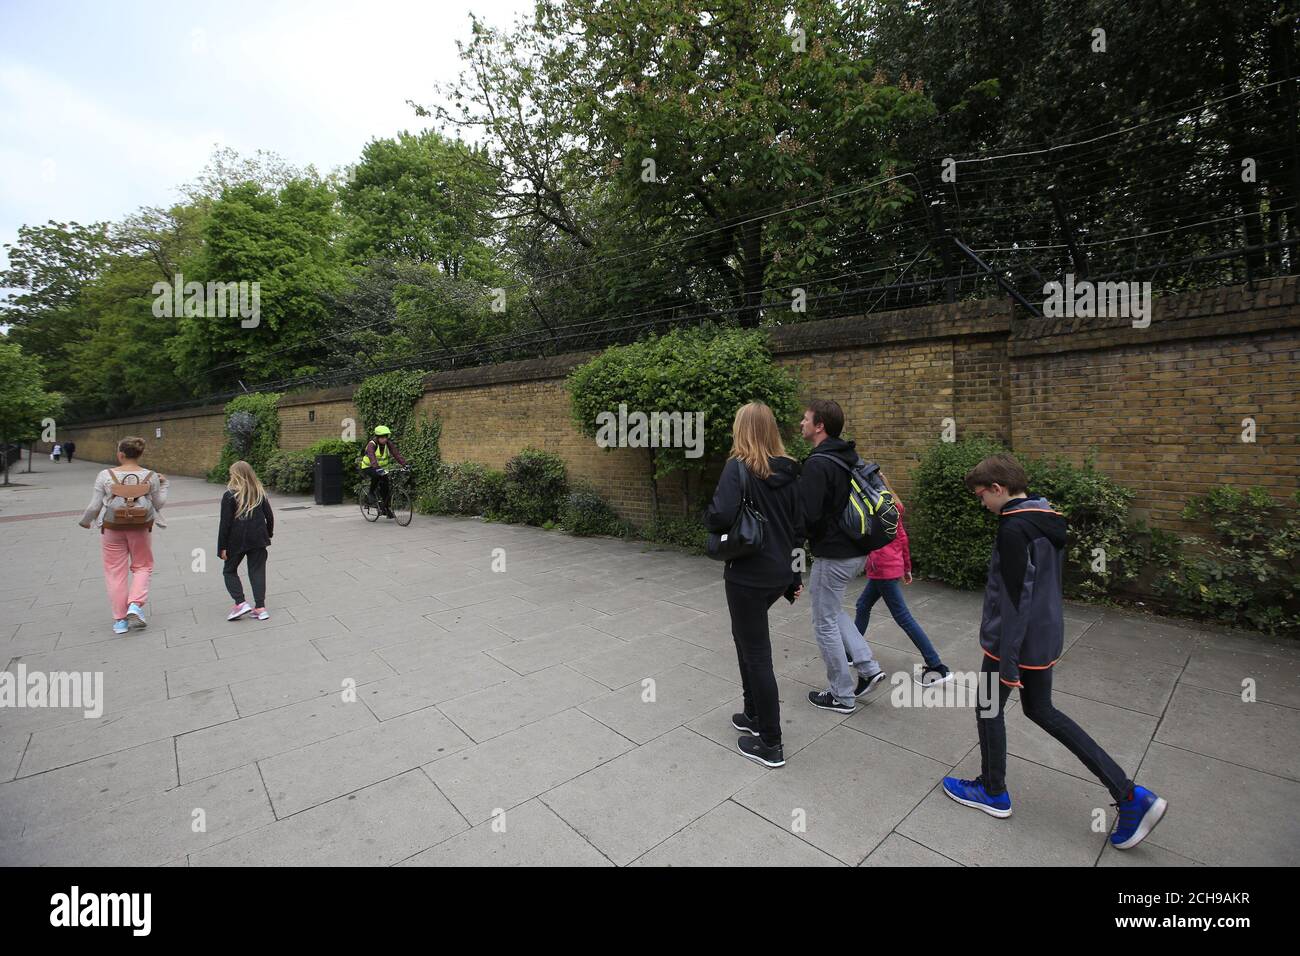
[978,495,1068,687]
[705,456,805,591]
[800,436,869,558]
[218,491,274,555]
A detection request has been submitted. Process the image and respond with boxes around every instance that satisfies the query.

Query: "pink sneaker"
[227,602,253,621]
[253,608,270,620]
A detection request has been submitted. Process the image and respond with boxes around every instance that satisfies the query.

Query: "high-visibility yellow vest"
[359,441,394,471]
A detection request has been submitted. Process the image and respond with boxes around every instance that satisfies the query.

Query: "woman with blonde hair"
[78,436,169,634]
[218,460,275,620]
[704,401,805,768]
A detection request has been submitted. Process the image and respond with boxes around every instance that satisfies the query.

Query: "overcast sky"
[0,0,534,284]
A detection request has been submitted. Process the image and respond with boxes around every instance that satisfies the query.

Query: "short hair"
[964,453,1028,494]
[118,436,146,459]
[806,399,844,438]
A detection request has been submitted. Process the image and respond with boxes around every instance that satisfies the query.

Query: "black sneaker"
[916,663,955,687]
[855,669,888,698]
[807,690,854,714]
[737,736,785,767]
[731,713,761,736]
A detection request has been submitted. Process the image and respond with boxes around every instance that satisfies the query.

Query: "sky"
[0,0,535,288]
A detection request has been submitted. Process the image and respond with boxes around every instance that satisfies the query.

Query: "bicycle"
[359,465,413,526]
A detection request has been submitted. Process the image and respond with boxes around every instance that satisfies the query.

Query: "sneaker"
[807,690,854,714]
[916,663,954,687]
[941,776,1012,818]
[855,669,888,698]
[127,603,147,628]
[112,619,129,635]
[253,608,270,621]
[736,736,785,768]
[227,602,253,621]
[731,713,760,736]
[1110,785,1168,850]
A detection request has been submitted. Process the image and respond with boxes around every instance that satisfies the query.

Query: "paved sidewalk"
[1,455,1297,866]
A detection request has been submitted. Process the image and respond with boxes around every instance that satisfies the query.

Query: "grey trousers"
[810,555,880,705]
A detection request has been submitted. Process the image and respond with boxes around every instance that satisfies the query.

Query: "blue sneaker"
[1110,785,1168,849]
[127,603,147,628]
[942,776,1012,818]
[112,619,129,635]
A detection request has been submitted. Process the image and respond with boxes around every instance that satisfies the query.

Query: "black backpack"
[809,453,900,553]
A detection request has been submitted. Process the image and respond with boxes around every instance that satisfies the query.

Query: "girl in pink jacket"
[853,498,952,686]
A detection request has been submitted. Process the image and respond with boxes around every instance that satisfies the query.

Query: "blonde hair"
[729,402,789,479]
[227,460,267,519]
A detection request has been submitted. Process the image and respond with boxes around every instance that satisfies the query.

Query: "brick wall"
[50,278,1300,536]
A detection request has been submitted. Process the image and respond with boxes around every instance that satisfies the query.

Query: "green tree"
[0,220,116,395]
[168,178,346,391]
[341,131,498,276]
[0,339,64,485]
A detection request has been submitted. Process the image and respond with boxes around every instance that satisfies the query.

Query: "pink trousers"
[101,528,154,620]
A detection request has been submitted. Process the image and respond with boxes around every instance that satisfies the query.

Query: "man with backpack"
[799,399,896,714]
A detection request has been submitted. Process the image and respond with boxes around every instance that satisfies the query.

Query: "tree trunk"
[647,450,660,525]
[26,443,33,472]
[2,436,9,486]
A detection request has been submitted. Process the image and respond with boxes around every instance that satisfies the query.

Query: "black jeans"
[976,653,1132,802]
[363,467,391,511]
[223,548,268,607]
[724,580,786,748]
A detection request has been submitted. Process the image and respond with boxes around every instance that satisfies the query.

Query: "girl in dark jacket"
[705,401,806,768]
[218,460,275,621]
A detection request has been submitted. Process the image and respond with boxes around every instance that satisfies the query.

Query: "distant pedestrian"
[64,440,76,462]
[219,460,275,621]
[78,436,168,634]
[50,442,62,462]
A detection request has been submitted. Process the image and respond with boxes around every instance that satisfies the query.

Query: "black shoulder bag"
[706,461,767,561]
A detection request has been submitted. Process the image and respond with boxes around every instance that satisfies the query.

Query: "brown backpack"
[102,470,156,531]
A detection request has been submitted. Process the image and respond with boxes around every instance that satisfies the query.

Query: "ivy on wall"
[209,392,282,482]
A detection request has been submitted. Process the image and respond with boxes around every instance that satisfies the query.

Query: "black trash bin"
[313,454,343,505]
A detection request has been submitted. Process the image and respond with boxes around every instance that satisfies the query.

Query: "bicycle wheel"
[392,487,414,526]
[359,488,380,522]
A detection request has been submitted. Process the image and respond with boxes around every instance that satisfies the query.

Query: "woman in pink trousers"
[78,436,169,634]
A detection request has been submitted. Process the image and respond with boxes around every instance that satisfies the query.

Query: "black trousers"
[724,580,787,748]
[223,548,268,607]
[976,653,1132,801]
[363,467,391,510]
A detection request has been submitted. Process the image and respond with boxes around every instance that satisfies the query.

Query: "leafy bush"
[210,392,281,481]
[422,461,506,516]
[908,435,1005,589]
[561,485,631,537]
[909,436,1139,598]
[402,412,442,497]
[567,325,801,516]
[1151,488,1300,636]
[353,369,426,439]
[641,516,709,554]
[492,448,568,525]
[263,450,314,494]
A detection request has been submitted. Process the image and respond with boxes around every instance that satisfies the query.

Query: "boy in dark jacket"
[942,453,1168,851]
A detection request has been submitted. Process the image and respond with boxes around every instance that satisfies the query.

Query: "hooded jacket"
[218,491,275,556]
[705,455,806,591]
[864,499,911,580]
[800,436,869,559]
[979,495,1068,687]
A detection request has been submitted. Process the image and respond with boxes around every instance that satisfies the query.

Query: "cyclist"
[359,425,408,519]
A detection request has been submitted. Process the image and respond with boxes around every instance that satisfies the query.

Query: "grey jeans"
[810,555,880,705]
